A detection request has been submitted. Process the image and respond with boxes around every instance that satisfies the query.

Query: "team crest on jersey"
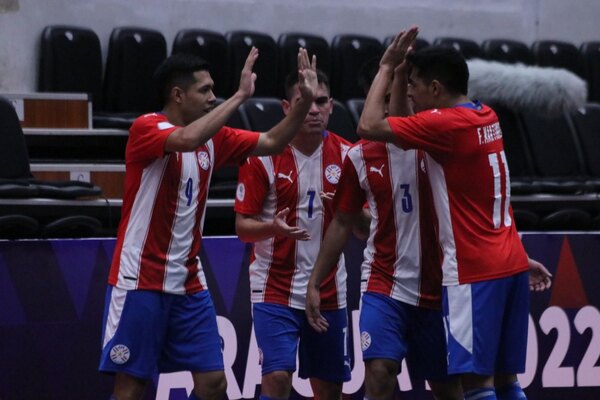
[197,151,210,170]
[325,164,342,184]
[361,331,372,351]
[236,183,245,202]
[110,344,130,365]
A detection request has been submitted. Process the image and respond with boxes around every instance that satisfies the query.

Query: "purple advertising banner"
[0,233,599,400]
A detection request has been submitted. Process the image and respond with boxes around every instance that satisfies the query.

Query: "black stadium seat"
[481,39,532,65]
[331,34,383,100]
[328,101,359,143]
[172,29,230,98]
[0,215,39,239]
[531,40,585,78]
[0,96,102,199]
[580,41,600,102]
[278,32,331,98]
[241,97,284,132]
[38,25,104,110]
[345,98,364,126]
[569,103,600,187]
[103,27,167,114]
[433,37,483,59]
[226,31,279,97]
[519,111,592,193]
[491,105,540,194]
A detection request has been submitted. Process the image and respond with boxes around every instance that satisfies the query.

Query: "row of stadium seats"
[17,94,600,199]
[38,25,600,129]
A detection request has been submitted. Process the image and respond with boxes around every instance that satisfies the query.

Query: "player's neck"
[161,105,185,126]
[446,94,472,108]
[290,131,323,156]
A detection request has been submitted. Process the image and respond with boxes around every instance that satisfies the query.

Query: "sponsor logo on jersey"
[277,170,293,183]
[369,163,385,177]
[360,331,372,351]
[325,164,342,184]
[236,183,245,202]
[197,151,210,170]
[110,344,130,365]
[430,109,442,115]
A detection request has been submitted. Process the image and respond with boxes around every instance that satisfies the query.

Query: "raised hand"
[272,207,311,240]
[306,285,329,333]
[238,46,259,99]
[297,47,318,101]
[380,26,419,69]
[528,257,552,292]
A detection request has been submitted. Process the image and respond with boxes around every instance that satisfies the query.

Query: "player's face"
[283,83,333,136]
[407,68,435,113]
[180,70,217,125]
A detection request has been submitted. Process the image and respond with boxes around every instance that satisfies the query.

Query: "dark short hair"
[407,46,469,95]
[153,53,211,105]
[284,69,330,100]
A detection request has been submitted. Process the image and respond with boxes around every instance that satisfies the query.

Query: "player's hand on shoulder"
[297,47,318,102]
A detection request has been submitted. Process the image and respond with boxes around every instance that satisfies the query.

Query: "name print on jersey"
[477,122,502,145]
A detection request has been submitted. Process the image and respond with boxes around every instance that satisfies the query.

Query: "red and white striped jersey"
[388,103,529,285]
[108,113,259,294]
[235,132,351,310]
[334,141,442,309]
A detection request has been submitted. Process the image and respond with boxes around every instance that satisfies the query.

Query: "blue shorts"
[443,271,529,376]
[252,303,351,383]
[359,292,449,381]
[98,286,224,379]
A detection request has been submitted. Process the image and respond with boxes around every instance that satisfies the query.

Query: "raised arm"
[165,47,259,152]
[388,59,414,117]
[357,27,418,142]
[306,209,359,332]
[250,48,318,156]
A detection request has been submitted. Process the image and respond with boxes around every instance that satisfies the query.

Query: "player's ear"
[430,80,442,97]
[282,99,291,115]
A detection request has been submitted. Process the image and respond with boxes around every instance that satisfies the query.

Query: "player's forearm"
[389,72,413,117]
[309,213,353,288]
[235,214,275,243]
[357,66,395,141]
[251,96,313,156]
[351,208,371,241]
[168,92,247,152]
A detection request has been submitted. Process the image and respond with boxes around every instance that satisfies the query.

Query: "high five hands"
[380,26,419,70]
[297,48,319,102]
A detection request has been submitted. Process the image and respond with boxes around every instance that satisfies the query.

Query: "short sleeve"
[212,126,260,169]
[126,114,177,163]
[234,157,270,215]
[333,156,366,214]
[387,110,454,155]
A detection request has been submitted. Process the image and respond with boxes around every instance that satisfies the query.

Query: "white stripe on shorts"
[102,287,128,348]
[446,284,473,354]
